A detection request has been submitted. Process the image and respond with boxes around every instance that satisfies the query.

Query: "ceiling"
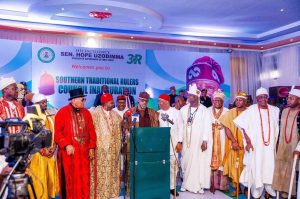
[0,0,299,49]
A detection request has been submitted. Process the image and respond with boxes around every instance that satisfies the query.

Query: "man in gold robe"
[208,89,229,193]
[219,91,247,197]
[273,86,300,198]
[91,93,123,199]
[28,93,60,199]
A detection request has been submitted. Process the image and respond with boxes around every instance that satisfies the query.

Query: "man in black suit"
[123,87,135,108]
[200,88,212,108]
[93,85,109,107]
[169,86,178,107]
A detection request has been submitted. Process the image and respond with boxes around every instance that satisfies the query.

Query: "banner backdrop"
[32,43,145,108]
[0,39,230,109]
[0,39,32,90]
[145,50,231,107]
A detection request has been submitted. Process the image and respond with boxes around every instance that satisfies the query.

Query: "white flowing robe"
[208,106,229,171]
[179,104,212,192]
[234,104,279,189]
[158,107,183,189]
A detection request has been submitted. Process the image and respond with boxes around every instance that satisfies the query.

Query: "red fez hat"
[159,94,170,102]
[101,93,113,104]
[117,95,126,101]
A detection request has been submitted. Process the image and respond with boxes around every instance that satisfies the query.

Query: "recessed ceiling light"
[261,46,264,49]
[61,7,65,11]
[290,38,294,42]
[143,16,146,20]
[105,8,109,11]
[187,41,191,43]
[213,43,217,45]
[130,36,134,39]
[237,45,240,48]
[149,26,152,29]
[87,32,96,37]
[280,8,284,12]
[28,28,32,31]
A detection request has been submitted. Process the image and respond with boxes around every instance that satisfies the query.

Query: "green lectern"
[130,127,170,199]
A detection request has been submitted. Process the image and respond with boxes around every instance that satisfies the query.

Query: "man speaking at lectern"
[127,91,159,128]
[123,91,160,196]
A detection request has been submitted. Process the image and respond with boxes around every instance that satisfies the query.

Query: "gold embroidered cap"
[235,90,247,99]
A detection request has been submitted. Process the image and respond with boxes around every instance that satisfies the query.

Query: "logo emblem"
[38,47,55,63]
[188,66,201,79]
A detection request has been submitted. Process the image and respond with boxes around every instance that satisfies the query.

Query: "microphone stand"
[131,118,137,199]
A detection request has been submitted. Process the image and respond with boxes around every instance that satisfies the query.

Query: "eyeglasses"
[81,98,86,102]
[39,100,48,104]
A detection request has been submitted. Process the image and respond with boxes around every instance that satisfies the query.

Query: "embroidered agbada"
[0,97,25,198]
[128,107,159,128]
[234,104,279,195]
[0,97,25,133]
[90,106,122,199]
[272,108,299,195]
[28,111,60,199]
[208,106,229,191]
[219,108,245,188]
[55,104,96,199]
[179,104,212,193]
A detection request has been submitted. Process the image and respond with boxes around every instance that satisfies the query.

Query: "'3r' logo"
[127,54,142,64]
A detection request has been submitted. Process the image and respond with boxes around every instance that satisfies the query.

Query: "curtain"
[261,44,300,89]
[230,51,262,102]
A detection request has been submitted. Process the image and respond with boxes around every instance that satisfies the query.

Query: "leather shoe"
[170,189,179,196]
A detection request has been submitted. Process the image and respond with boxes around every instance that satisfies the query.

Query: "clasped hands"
[65,145,95,160]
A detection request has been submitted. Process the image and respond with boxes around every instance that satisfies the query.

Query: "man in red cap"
[113,95,128,117]
[158,94,183,196]
[90,93,123,199]
[55,88,96,199]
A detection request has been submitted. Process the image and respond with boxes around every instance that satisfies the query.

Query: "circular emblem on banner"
[38,47,55,63]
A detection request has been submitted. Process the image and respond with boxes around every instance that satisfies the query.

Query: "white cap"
[0,77,16,90]
[256,87,268,97]
[187,83,201,97]
[213,89,225,100]
[32,93,47,104]
[289,85,300,98]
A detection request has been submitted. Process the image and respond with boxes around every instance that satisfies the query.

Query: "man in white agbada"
[179,83,212,194]
[289,86,300,199]
[158,94,183,196]
[234,87,279,199]
[208,89,229,192]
